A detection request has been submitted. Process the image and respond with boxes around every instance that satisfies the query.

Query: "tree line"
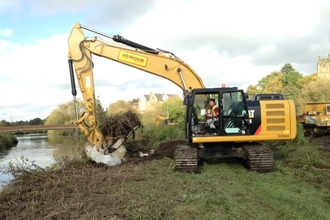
[246,63,330,113]
[0,117,45,127]
[42,96,184,135]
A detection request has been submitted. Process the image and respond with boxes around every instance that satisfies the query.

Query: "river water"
[0,133,85,190]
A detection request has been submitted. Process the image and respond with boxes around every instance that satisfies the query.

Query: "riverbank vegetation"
[0,133,18,152]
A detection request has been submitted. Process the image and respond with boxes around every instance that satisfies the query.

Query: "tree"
[140,107,160,126]
[260,77,283,94]
[280,63,295,75]
[283,71,303,87]
[0,120,9,127]
[258,71,284,90]
[95,96,107,128]
[299,78,330,104]
[246,85,261,98]
[160,97,185,123]
[44,99,86,135]
[295,73,318,89]
[28,118,42,125]
[15,120,29,126]
[107,99,136,115]
[131,98,139,104]
[281,83,302,113]
[45,99,86,125]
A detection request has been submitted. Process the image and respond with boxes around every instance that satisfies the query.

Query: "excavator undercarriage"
[174,142,275,173]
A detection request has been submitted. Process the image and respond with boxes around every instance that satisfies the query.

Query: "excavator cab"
[187,87,250,138]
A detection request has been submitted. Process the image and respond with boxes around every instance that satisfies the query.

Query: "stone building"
[317,55,330,78]
[138,92,181,111]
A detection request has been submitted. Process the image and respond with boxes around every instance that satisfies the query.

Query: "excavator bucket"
[86,111,142,166]
[85,125,141,166]
[86,144,127,166]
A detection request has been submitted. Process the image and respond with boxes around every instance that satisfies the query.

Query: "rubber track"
[244,145,275,173]
[174,145,199,173]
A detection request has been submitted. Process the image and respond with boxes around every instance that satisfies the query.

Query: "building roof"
[140,92,180,101]
[154,93,164,101]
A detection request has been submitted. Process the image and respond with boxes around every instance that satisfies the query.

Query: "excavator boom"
[68,23,205,91]
[67,23,205,153]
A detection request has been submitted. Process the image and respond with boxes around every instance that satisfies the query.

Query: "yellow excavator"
[156,115,171,126]
[67,23,297,172]
[156,115,180,126]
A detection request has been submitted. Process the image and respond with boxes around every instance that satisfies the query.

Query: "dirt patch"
[308,133,330,148]
[152,139,188,159]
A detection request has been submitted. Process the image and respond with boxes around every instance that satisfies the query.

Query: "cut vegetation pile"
[99,111,142,137]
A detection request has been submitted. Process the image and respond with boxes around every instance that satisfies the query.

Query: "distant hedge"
[0,133,18,152]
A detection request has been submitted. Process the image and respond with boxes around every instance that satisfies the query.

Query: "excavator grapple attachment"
[86,125,141,166]
[86,144,127,166]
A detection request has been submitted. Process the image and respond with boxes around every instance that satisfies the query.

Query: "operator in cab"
[205,98,219,118]
[198,98,220,134]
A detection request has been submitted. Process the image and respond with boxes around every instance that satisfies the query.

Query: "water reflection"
[0,133,85,190]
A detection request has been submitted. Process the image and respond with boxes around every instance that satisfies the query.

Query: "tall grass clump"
[274,123,330,170]
[125,123,185,152]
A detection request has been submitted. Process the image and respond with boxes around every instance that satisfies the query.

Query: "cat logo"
[248,110,255,118]
[248,110,255,124]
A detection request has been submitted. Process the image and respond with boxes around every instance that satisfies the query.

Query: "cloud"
[1,0,330,122]
[6,0,157,31]
[0,1,21,11]
[0,30,182,121]
[119,0,328,75]
[0,29,13,37]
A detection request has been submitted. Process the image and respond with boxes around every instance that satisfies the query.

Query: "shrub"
[0,133,18,151]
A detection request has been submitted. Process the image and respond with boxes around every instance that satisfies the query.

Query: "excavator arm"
[67,23,205,152]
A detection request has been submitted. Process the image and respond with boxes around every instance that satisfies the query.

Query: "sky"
[1,0,330,122]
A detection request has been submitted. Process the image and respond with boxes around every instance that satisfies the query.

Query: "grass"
[1,125,330,219]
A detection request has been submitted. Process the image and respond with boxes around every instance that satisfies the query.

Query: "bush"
[158,124,185,141]
[125,123,186,152]
[0,133,18,152]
